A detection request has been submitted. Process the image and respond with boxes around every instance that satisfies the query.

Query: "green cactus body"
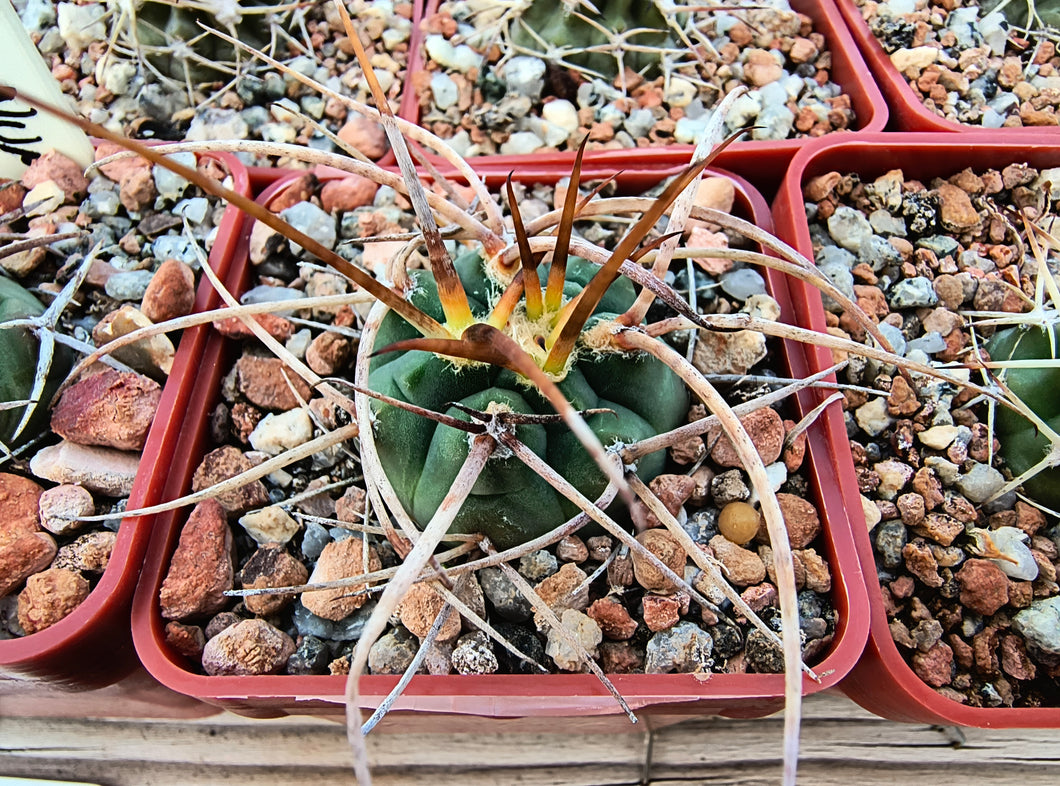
[986,324,1060,509]
[0,278,70,448]
[510,0,671,79]
[368,251,688,550]
[135,2,278,82]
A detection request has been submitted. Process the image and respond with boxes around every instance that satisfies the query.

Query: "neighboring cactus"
[368,251,687,549]
[0,277,70,449]
[508,0,671,80]
[986,323,1060,510]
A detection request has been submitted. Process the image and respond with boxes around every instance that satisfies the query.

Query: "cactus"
[508,0,671,80]
[0,277,70,449]
[986,323,1060,510]
[368,250,687,549]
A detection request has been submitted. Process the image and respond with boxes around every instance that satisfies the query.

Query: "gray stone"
[301,521,330,561]
[479,566,533,622]
[503,56,547,99]
[153,152,197,201]
[281,202,336,254]
[1013,597,1060,655]
[917,235,959,257]
[868,209,907,237]
[499,131,544,156]
[875,520,907,569]
[888,276,939,309]
[719,268,766,300]
[519,549,558,581]
[827,206,874,252]
[817,245,856,269]
[956,462,1006,504]
[424,34,482,73]
[644,621,713,673]
[105,270,155,301]
[859,234,903,270]
[292,599,334,639]
[30,441,140,497]
[186,109,249,142]
[367,626,419,674]
[430,73,459,110]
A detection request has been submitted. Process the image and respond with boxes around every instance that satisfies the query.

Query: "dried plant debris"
[804,160,1060,707]
[0,146,238,638]
[860,0,1060,127]
[415,0,858,155]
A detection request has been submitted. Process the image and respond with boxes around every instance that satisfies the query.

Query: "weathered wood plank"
[1,691,1057,785]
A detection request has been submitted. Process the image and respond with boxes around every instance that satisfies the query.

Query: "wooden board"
[1,690,1057,784]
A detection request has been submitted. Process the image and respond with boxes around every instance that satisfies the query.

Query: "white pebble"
[541,99,579,133]
[249,409,314,455]
[239,506,300,546]
[430,73,459,111]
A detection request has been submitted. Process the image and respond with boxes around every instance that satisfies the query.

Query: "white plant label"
[0,0,93,178]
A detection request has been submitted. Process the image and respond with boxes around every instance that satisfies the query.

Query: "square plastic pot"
[0,153,250,689]
[772,132,1060,726]
[131,159,869,727]
[405,0,887,197]
[835,0,1060,134]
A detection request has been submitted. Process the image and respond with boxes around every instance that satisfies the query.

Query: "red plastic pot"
[130,160,869,727]
[773,132,1060,726]
[836,0,1060,134]
[0,153,250,689]
[406,0,887,197]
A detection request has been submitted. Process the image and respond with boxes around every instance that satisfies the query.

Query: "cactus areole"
[368,251,688,550]
[987,324,1060,510]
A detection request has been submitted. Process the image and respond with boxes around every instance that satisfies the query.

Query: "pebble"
[240,544,308,617]
[319,177,379,214]
[91,305,176,378]
[238,506,299,546]
[37,484,94,536]
[399,581,461,641]
[202,619,295,676]
[248,408,314,456]
[504,56,546,99]
[190,445,270,516]
[541,99,579,134]
[280,202,336,254]
[645,621,713,673]
[50,369,161,451]
[955,462,1005,504]
[1013,597,1060,655]
[775,493,822,549]
[888,276,939,309]
[367,626,419,674]
[451,631,499,675]
[153,153,196,201]
[165,621,206,661]
[301,537,380,621]
[587,596,638,640]
[642,593,684,632]
[545,609,601,671]
[185,108,248,142]
[720,268,767,300]
[532,563,589,628]
[22,151,88,203]
[479,566,533,622]
[30,440,141,497]
[499,131,545,156]
[286,634,330,675]
[631,529,687,594]
[692,328,767,375]
[17,568,90,634]
[142,259,196,323]
[159,499,234,620]
[709,534,766,586]
[969,527,1038,581]
[828,206,875,252]
[911,641,953,687]
[235,356,314,411]
[337,114,388,160]
[518,549,558,581]
[890,47,939,74]
[956,558,1010,616]
[305,332,352,376]
[53,530,116,574]
[706,407,785,468]
[424,34,482,73]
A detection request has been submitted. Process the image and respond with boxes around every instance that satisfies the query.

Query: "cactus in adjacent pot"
[0,277,70,449]
[986,323,1060,510]
[508,0,671,80]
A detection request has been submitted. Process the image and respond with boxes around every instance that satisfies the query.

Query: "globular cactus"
[368,250,687,550]
[508,0,671,80]
[0,277,70,449]
[986,323,1060,509]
